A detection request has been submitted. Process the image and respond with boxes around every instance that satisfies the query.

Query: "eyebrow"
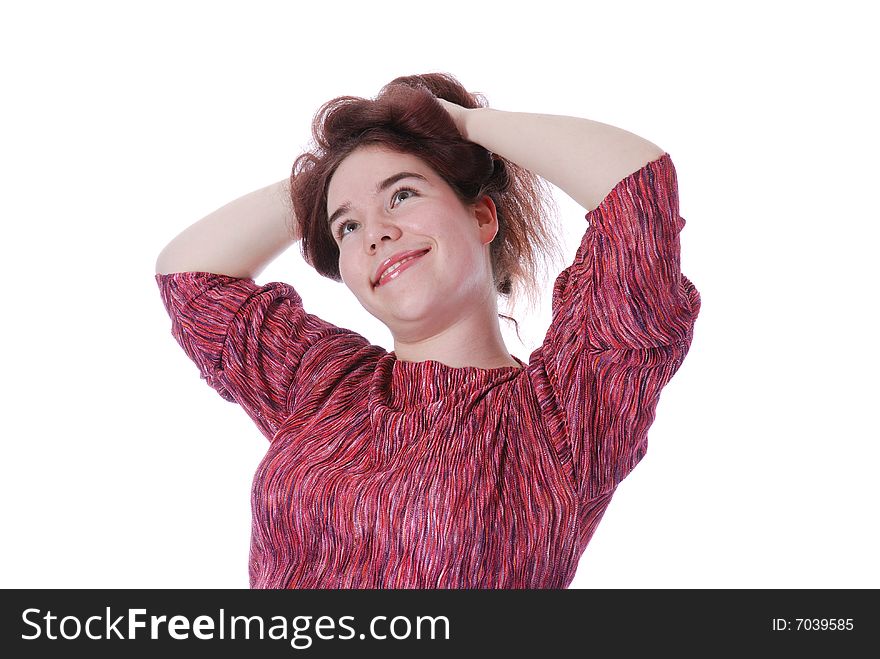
[328,171,429,229]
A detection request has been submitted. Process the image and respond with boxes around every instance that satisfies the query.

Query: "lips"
[373,248,431,287]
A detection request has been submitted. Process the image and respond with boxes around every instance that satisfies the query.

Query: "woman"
[155,73,701,588]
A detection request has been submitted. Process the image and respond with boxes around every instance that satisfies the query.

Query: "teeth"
[386,257,414,274]
[379,253,423,284]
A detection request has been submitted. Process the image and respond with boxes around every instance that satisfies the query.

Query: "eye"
[392,187,417,205]
[335,220,358,240]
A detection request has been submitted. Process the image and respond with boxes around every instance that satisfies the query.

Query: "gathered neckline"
[368,351,528,410]
[391,352,526,372]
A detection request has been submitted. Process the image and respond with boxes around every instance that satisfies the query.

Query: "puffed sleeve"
[155,271,370,441]
[537,153,701,501]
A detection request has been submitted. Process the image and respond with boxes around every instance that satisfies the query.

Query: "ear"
[473,195,499,245]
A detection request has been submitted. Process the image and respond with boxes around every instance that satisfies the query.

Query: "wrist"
[460,106,482,142]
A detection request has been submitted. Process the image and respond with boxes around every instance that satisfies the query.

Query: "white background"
[2,0,877,589]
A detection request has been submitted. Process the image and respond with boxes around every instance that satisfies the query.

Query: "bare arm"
[453,105,665,213]
[154,178,298,280]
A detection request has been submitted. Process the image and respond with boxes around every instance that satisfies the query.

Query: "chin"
[381,298,439,324]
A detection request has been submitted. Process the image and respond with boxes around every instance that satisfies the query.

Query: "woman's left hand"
[436,98,471,140]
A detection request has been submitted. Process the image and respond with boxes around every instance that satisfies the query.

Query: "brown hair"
[288,72,564,333]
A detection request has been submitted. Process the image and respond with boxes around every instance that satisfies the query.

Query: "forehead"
[327,146,433,201]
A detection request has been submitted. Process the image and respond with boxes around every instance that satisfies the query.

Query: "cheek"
[445,229,482,265]
[336,250,353,284]
[337,251,368,289]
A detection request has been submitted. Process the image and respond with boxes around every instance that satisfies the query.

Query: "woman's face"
[326,144,499,341]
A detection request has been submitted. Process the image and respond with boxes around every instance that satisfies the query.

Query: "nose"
[363,215,402,252]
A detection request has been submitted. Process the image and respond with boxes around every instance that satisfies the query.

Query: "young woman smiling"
[155,72,701,589]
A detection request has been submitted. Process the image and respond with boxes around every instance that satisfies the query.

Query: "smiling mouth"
[374,249,430,288]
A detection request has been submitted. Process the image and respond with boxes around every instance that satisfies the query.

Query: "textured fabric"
[155,152,701,589]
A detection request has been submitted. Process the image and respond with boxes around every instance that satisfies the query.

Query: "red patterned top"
[155,152,701,588]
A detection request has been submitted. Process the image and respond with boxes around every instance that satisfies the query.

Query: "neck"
[391,290,521,370]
